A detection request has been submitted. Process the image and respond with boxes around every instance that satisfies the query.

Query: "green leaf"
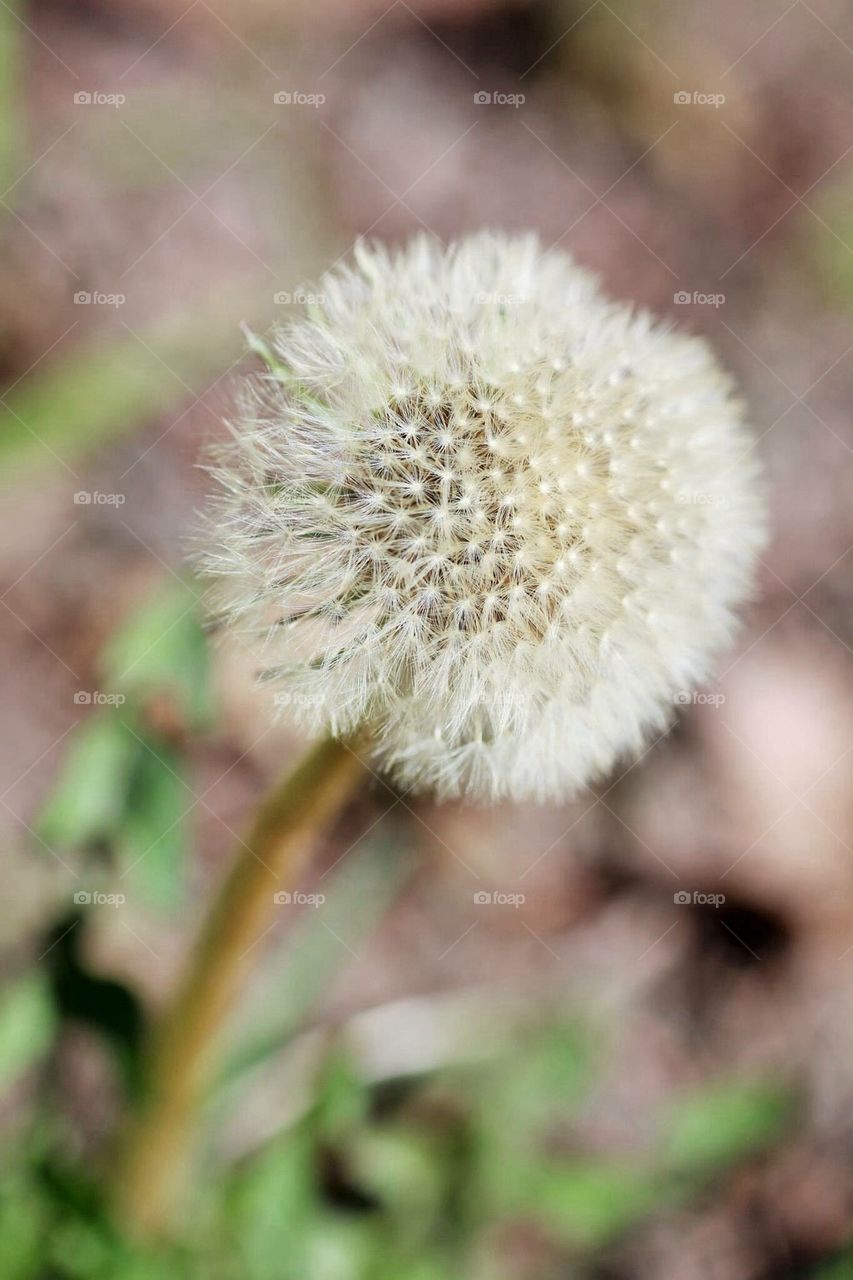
[525,1159,658,1250]
[313,1053,370,1142]
[662,1079,791,1174]
[486,1022,591,1135]
[44,1218,117,1277]
[351,1127,448,1242]
[242,324,332,415]
[226,1128,317,1280]
[301,1214,381,1280]
[119,735,189,909]
[0,974,56,1092]
[372,1261,453,1280]
[812,1253,853,1280]
[0,0,22,192]
[811,191,853,308]
[371,1259,454,1280]
[467,1021,592,1219]
[242,325,291,380]
[37,713,138,850]
[0,1172,45,1280]
[104,579,211,727]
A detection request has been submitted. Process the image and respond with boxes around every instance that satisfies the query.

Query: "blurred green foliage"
[38,577,208,909]
[1,1018,796,1280]
[102,582,212,728]
[0,0,21,191]
[815,1255,853,1280]
[811,190,853,308]
[0,973,55,1093]
[663,1077,790,1174]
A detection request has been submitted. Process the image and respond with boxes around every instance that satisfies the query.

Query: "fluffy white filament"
[201,232,766,802]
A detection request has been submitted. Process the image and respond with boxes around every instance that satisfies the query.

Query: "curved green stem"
[111,735,364,1239]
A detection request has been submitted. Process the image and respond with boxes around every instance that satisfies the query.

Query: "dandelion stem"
[111,734,364,1239]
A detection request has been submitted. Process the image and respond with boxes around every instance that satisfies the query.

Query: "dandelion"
[202,232,765,802]
[116,233,767,1237]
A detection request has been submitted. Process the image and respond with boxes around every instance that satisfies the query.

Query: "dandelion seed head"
[201,232,766,802]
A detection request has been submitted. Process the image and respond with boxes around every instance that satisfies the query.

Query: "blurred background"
[2,0,853,1276]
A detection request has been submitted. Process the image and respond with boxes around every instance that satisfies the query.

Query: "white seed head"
[200,233,766,802]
